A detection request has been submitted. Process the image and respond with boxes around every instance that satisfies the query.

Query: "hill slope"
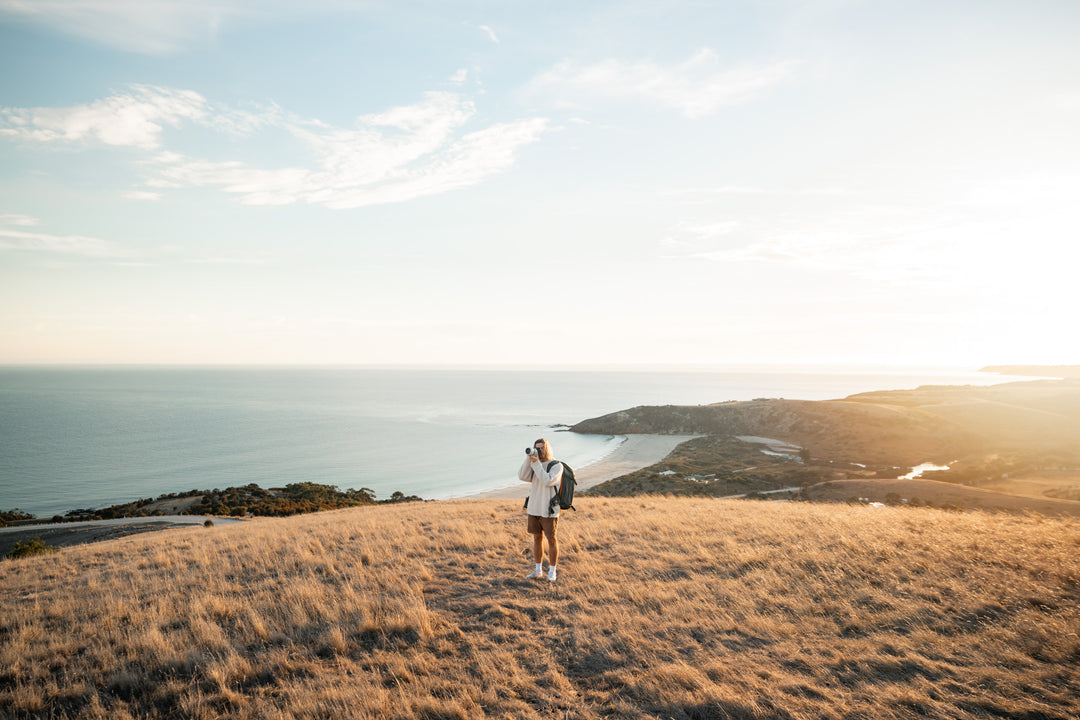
[842,379,1080,447]
[572,380,1080,508]
[2,498,1078,719]
[571,398,983,467]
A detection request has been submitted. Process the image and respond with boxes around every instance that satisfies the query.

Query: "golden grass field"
[2,498,1079,719]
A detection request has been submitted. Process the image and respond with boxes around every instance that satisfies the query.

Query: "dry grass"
[807,478,1080,516]
[979,473,1080,502]
[2,498,1079,719]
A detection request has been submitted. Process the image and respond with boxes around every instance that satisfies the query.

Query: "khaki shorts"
[527,514,558,539]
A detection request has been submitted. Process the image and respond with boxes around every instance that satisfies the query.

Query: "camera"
[526,447,537,456]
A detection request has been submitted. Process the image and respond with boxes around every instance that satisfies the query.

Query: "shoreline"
[469,434,700,499]
[3,367,1028,519]
[0,434,693,553]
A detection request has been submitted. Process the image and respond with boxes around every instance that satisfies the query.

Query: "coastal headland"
[572,376,1080,515]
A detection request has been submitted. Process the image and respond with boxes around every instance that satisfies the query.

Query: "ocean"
[0,366,1018,518]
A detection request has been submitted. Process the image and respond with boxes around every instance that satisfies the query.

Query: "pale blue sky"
[1,1,1078,366]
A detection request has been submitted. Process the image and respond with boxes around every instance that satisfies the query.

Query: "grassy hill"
[571,397,984,467]
[2,498,1078,719]
[842,380,1080,448]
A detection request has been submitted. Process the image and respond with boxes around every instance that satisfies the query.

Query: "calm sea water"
[0,366,1017,517]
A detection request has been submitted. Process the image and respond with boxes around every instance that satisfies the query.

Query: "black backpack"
[522,460,577,517]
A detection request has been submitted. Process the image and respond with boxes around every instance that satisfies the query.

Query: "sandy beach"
[472,434,699,499]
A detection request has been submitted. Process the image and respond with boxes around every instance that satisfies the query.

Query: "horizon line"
[0,361,1026,373]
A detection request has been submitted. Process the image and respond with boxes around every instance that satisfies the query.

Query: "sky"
[1,0,1078,368]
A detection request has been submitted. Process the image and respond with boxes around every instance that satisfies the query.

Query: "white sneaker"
[547,567,557,582]
[526,567,543,579]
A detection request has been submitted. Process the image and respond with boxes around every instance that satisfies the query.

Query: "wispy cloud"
[0,215,126,257]
[1,87,548,209]
[0,85,207,149]
[660,220,742,250]
[660,192,1051,290]
[528,50,794,118]
[145,92,548,208]
[2,2,509,55]
[123,190,163,201]
[0,0,247,54]
[0,213,40,227]
[0,213,278,265]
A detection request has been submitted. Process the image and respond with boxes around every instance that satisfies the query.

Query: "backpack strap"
[546,460,562,517]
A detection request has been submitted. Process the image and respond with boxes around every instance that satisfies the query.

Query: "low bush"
[5,537,59,560]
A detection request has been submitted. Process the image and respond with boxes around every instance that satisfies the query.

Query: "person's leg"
[525,516,544,578]
[542,518,559,581]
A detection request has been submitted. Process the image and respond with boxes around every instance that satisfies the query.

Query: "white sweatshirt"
[518,456,564,518]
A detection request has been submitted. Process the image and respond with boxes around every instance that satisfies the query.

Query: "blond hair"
[533,438,553,464]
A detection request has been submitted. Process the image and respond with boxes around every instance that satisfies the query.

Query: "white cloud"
[0,85,207,149]
[208,102,286,137]
[529,50,794,118]
[311,118,547,209]
[449,68,469,85]
[0,216,125,257]
[478,24,499,43]
[1,87,548,209]
[146,116,549,209]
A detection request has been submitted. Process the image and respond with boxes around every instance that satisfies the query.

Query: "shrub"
[0,509,36,526]
[6,537,59,560]
[203,519,214,527]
